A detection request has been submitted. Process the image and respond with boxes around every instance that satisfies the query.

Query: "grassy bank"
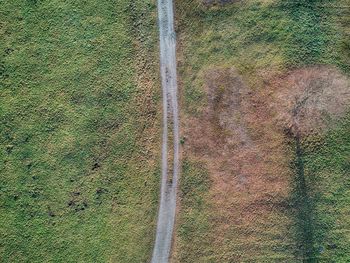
[175,0,350,261]
[0,0,160,262]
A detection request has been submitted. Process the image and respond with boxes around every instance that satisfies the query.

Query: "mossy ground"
[0,0,160,262]
[175,0,350,262]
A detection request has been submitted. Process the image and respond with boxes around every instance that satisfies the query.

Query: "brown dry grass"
[272,65,350,136]
[180,65,350,261]
[183,67,294,260]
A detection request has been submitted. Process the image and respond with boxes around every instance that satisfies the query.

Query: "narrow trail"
[151,0,179,262]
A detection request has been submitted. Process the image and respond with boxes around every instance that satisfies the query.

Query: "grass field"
[0,0,160,262]
[174,0,350,262]
[295,114,350,261]
[1,0,350,262]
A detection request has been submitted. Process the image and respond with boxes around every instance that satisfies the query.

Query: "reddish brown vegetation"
[182,65,350,260]
[272,66,350,136]
[184,67,293,260]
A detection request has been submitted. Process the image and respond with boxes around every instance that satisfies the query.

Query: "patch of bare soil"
[184,67,293,260]
[272,65,350,136]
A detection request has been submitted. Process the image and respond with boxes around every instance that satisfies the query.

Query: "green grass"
[295,113,350,262]
[0,0,160,262]
[177,0,350,113]
[175,160,213,262]
[175,0,350,261]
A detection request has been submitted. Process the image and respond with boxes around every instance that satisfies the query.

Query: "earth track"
[151,0,179,262]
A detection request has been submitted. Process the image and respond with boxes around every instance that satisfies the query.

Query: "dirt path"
[151,0,179,262]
